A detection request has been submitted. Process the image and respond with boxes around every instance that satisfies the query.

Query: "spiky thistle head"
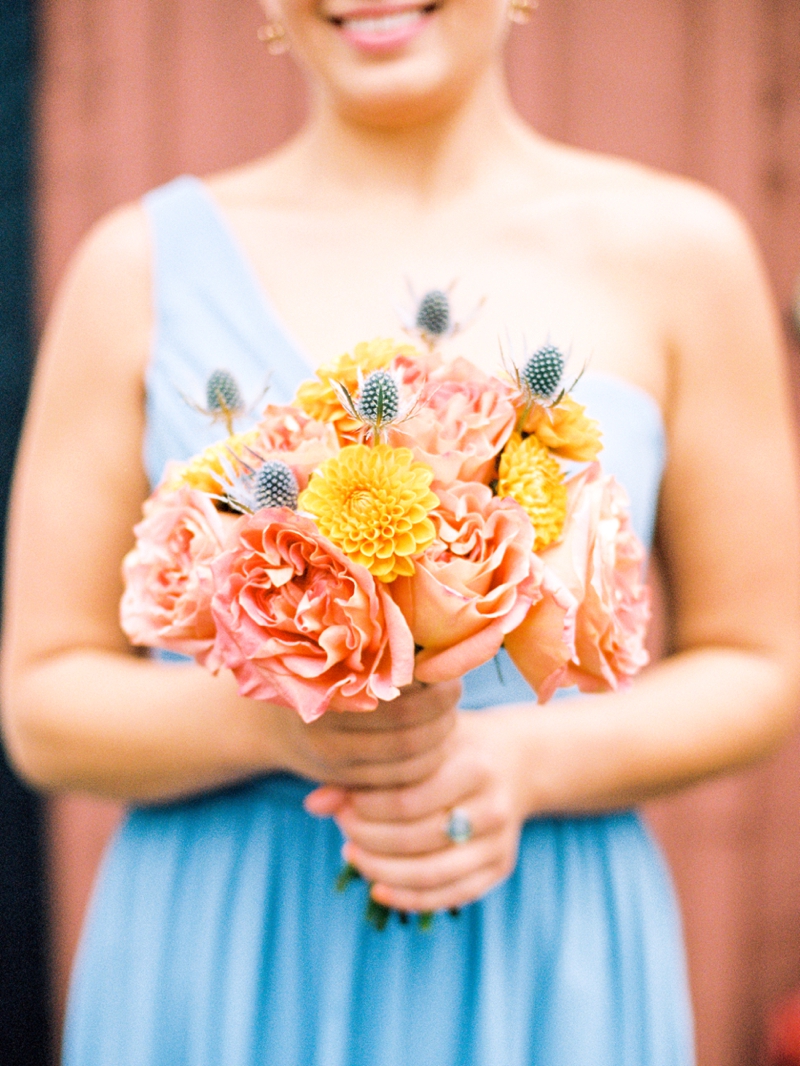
[521,345,565,402]
[415,290,451,337]
[203,448,299,515]
[206,369,244,415]
[253,460,299,511]
[329,364,420,444]
[357,370,400,428]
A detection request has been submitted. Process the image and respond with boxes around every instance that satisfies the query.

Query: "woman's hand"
[305,707,530,913]
[274,679,462,792]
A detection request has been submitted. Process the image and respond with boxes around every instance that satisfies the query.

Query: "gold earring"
[258,21,289,55]
[508,0,538,24]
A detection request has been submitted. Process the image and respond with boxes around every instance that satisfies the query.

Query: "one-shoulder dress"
[63,176,695,1066]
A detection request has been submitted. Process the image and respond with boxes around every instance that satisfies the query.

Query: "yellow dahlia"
[294,338,420,443]
[163,428,261,497]
[521,396,602,462]
[298,444,438,582]
[496,432,567,551]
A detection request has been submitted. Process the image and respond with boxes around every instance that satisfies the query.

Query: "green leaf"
[366,898,391,932]
[335,863,362,893]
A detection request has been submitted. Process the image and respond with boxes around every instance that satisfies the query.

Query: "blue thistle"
[415,290,451,337]
[357,370,400,428]
[253,461,299,510]
[521,345,565,401]
[206,369,243,414]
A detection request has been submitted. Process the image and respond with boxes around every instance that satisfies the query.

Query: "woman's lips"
[328,4,438,55]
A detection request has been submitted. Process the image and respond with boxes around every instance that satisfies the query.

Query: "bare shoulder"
[62,200,151,318]
[521,143,778,373]
[72,200,151,272]
[532,142,760,282]
[45,201,152,382]
[572,153,780,350]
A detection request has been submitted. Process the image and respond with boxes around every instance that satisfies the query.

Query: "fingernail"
[370,884,391,905]
[304,787,346,816]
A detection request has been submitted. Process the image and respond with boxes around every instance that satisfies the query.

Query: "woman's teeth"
[335,10,425,35]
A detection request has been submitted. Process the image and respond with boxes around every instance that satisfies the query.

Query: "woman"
[3,1,799,1063]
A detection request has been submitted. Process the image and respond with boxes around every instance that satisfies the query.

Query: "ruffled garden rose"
[211,510,415,722]
[120,485,237,668]
[505,463,650,698]
[391,482,572,683]
[251,404,339,490]
[391,348,443,391]
[387,358,518,484]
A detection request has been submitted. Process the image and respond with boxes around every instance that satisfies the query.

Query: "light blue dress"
[63,176,694,1066]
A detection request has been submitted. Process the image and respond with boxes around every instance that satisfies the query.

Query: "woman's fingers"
[333,791,505,856]
[324,679,462,733]
[307,711,526,911]
[305,734,451,793]
[312,705,456,767]
[370,862,511,915]
[341,745,492,824]
[303,786,347,816]
[342,831,508,893]
[298,681,460,789]
[343,826,519,912]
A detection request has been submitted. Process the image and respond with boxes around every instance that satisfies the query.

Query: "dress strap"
[141,176,309,488]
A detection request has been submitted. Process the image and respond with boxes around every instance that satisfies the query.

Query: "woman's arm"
[312,188,800,912]
[0,205,459,802]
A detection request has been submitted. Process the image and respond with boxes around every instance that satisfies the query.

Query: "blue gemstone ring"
[445,807,474,846]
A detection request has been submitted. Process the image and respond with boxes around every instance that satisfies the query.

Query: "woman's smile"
[325,2,440,55]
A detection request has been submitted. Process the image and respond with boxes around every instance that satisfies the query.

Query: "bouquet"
[120,293,651,924]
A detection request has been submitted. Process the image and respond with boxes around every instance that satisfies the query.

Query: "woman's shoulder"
[525,140,758,276]
[62,200,151,320]
[46,200,152,386]
[509,139,770,368]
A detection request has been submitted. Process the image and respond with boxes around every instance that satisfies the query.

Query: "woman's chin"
[309,48,485,129]
[330,71,467,127]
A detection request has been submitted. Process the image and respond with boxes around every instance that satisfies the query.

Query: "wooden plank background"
[34,2,800,1063]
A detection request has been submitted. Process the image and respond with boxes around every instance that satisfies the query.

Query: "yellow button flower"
[299,444,438,582]
[521,396,602,462]
[163,428,261,497]
[294,338,419,443]
[496,432,567,551]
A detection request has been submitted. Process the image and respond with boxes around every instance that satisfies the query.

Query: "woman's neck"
[272,65,540,211]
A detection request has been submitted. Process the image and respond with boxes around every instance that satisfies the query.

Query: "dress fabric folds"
[63,176,694,1066]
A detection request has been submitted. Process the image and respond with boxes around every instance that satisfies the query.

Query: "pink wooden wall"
[34,2,800,1063]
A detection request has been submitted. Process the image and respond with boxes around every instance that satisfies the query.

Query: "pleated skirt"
[64,769,694,1066]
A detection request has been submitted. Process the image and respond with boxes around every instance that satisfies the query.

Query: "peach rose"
[390,348,443,391]
[252,404,339,490]
[387,358,518,484]
[506,463,650,699]
[211,510,414,722]
[391,482,571,683]
[120,485,237,668]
